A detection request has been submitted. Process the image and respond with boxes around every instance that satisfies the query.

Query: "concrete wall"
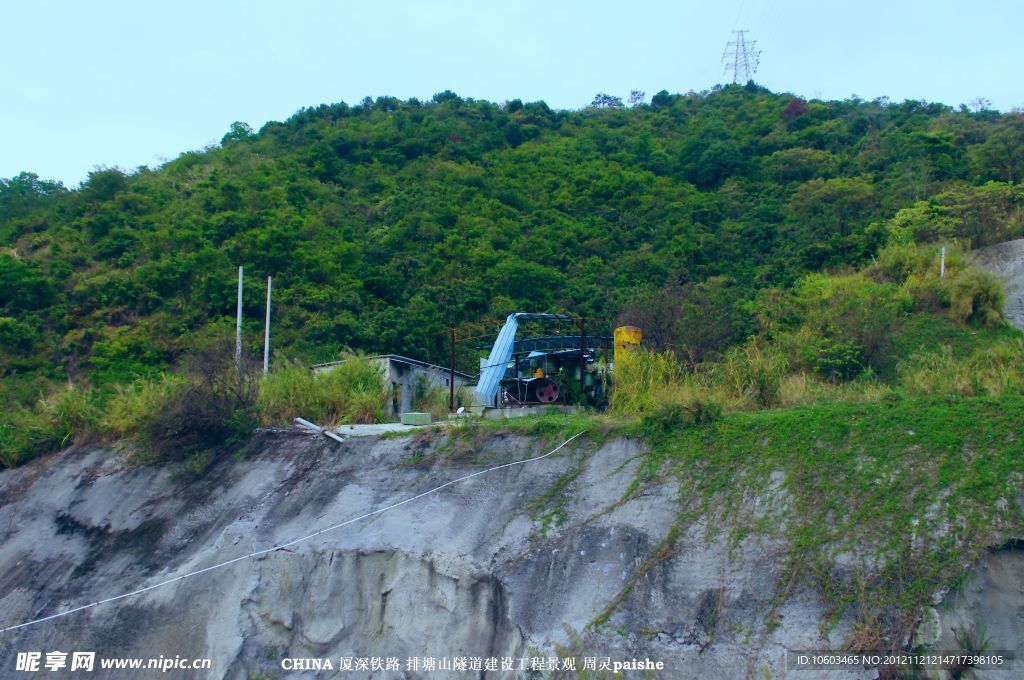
[377,358,469,416]
[313,356,472,416]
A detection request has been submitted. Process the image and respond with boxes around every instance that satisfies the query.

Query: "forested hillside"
[1,85,1023,456]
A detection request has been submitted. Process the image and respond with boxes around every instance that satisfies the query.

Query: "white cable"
[0,431,586,635]
[731,0,750,33]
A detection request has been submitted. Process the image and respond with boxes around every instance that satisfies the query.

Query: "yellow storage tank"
[613,326,643,367]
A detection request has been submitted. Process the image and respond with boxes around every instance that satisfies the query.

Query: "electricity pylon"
[722,30,761,83]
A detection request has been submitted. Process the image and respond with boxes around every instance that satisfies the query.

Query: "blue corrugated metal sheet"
[475,313,519,406]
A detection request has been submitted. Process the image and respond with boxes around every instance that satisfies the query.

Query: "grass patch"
[890,313,1022,360]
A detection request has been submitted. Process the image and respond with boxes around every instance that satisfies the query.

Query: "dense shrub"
[136,364,259,461]
[868,242,964,286]
[812,337,865,382]
[640,396,721,435]
[761,273,911,379]
[948,268,1005,327]
[883,182,1024,248]
[0,316,38,354]
[616,278,754,366]
[867,242,1005,327]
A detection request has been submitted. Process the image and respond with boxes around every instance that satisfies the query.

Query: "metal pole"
[235,266,243,371]
[578,318,586,403]
[449,328,456,412]
[263,275,272,374]
[940,246,946,278]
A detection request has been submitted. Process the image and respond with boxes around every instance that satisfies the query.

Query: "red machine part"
[534,379,559,403]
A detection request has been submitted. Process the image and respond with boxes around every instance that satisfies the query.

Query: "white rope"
[0,431,586,635]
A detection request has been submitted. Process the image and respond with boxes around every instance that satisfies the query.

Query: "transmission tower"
[722,30,761,83]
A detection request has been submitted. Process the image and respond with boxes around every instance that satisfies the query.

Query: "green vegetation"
[0,384,102,468]
[0,349,391,468]
[411,379,458,421]
[608,235,1024,420]
[1,88,1022,422]
[615,396,1024,649]
[529,462,582,535]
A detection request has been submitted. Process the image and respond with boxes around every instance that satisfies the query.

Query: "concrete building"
[313,355,474,416]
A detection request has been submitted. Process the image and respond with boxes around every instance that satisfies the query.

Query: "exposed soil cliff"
[0,430,1020,679]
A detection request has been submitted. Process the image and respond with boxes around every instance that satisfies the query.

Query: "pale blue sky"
[2,0,1021,187]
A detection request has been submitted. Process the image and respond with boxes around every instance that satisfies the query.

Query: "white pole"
[236,266,243,371]
[940,246,946,278]
[263,276,272,374]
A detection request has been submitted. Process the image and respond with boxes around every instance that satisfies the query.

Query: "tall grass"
[0,406,62,469]
[0,384,101,469]
[948,268,1005,327]
[717,342,788,408]
[610,348,724,430]
[104,374,185,439]
[898,339,1024,397]
[609,348,687,415]
[777,372,893,406]
[412,379,453,421]
[257,354,390,426]
[1,353,393,469]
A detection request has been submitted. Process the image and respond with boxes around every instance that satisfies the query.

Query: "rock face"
[0,431,1020,679]
[973,238,1024,329]
[916,544,1024,680]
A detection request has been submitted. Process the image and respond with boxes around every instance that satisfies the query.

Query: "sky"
[2,0,1021,187]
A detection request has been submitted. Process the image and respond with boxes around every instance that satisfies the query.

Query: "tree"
[0,172,67,220]
[782,97,809,120]
[766,148,836,182]
[628,90,646,106]
[0,255,56,312]
[80,167,127,201]
[0,171,66,198]
[221,121,254,145]
[788,177,876,237]
[650,90,672,108]
[695,140,743,188]
[967,97,993,113]
[432,90,463,105]
[616,278,754,366]
[970,113,1024,182]
[590,93,624,109]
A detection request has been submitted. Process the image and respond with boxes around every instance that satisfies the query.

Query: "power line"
[730,0,750,33]
[722,29,761,83]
